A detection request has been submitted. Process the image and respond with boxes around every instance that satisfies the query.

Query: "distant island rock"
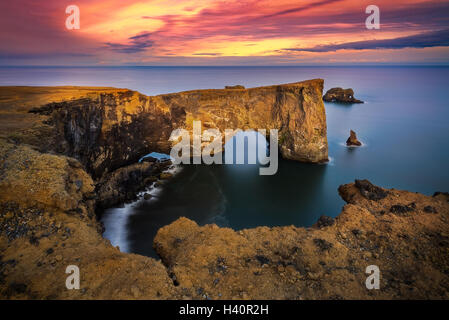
[225,85,245,89]
[346,129,362,146]
[323,87,363,103]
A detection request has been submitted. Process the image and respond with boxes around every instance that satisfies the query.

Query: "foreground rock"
[0,140,176,299]
[323,87,363,103]
[0,140,448,299]
[346,130,362,146]
[155,181,449,299]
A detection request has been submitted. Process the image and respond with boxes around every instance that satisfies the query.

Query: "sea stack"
[323,87,363,103]
[346,130,362,146]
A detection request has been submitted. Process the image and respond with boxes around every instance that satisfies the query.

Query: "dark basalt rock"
[433,192,449,202]
[424,206,437,213]
[346,130,362,146]
[95,160,172,209]
[354,179,388,201]
[255,255,270,265]
[390,203,416,216]
[313,238,333,251]
[225,85,245,89]
[323,87,363,103]
[316,215,335,228]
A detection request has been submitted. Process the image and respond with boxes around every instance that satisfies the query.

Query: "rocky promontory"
[0,84,448,299]
[1,81,328,183]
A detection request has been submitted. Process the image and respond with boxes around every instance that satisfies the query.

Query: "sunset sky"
[0,0,448,65]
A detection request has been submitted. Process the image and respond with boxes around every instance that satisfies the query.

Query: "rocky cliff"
[0,84,448,299]
[1,80,328,180]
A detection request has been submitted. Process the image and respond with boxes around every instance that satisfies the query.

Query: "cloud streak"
[257,0,344,19]
[284,29,449,52]
[105,32,154,53]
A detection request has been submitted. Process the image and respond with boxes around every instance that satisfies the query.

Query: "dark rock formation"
[225,85,245,89]
[323,87,363,103]
[433,192,449,202]
[346,130,362,146]
[390,202,416,216]
[96,160,171,208]
[339,179,388,202]
[424,205,437,213]
[315,215,335,228]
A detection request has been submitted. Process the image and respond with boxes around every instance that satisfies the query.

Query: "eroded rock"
[154,181,449,299]
[323,87,363,103]
[1,81,328,180]
[96,160,171,208]
[346,130,362,146]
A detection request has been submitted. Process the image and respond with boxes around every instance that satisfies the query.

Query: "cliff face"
[158,79,328,164]
[3,80,328,179]
[1,84,447,300]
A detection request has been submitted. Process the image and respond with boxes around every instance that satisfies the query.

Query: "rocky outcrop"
[1,137,448,299]
[0,140,176,299]
[346,130,362,146]
[323,87,363,104]
[0,81,328,181]
[154,180,449,299]
[95,160,172,209]
[1,85,448,300]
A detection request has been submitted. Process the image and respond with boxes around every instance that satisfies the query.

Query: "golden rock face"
[0,80,328,179]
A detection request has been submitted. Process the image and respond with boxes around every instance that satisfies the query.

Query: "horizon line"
[1,64,449,68]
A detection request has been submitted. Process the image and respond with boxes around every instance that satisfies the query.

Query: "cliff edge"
[0,80,328,180]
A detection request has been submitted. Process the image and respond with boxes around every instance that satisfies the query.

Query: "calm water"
[2,66,448,258]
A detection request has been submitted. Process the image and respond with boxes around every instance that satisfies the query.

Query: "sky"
[0,0,448,66]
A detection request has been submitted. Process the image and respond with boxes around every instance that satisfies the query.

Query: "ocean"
[2,66,448,258]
